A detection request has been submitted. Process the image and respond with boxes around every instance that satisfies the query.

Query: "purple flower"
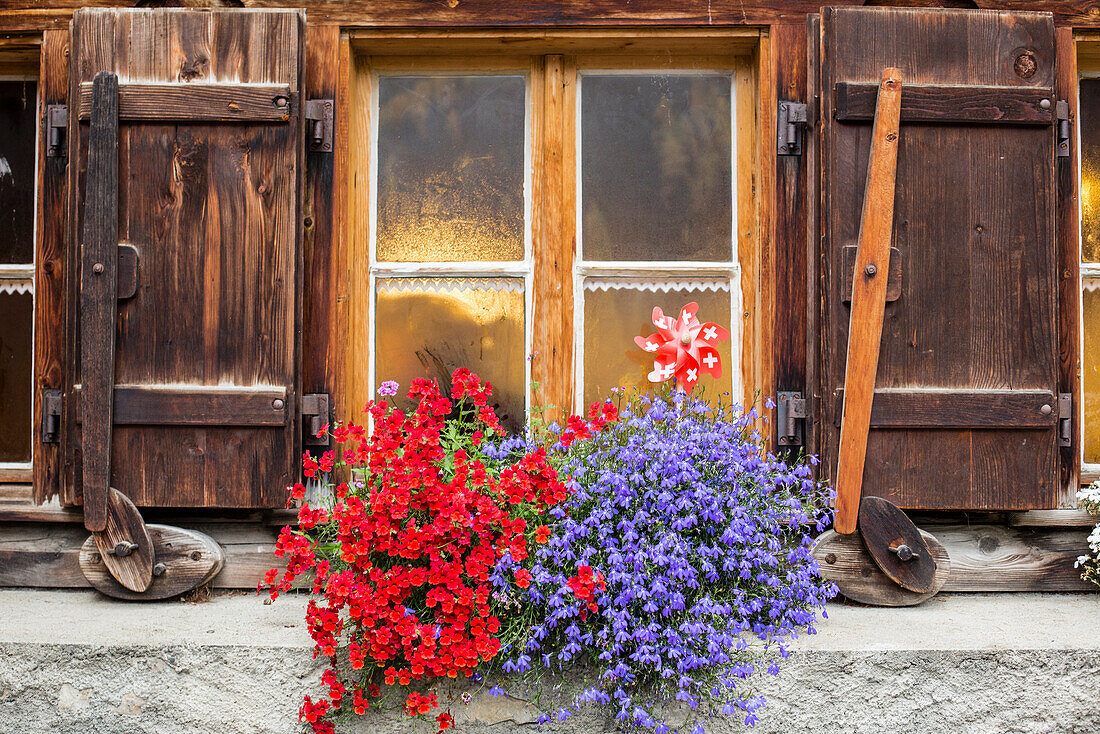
[377,380,399,397]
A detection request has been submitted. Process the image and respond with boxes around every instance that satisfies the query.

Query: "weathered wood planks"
[832,388,1060,429]
[834,82,1056,124]
[77,82,294,122]
[73,385,289,427]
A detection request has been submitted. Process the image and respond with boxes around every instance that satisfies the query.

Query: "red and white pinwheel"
[633,302,730,393]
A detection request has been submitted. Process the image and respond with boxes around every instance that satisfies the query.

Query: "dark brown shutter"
[63,8,304,522]
[816,8,1060,511]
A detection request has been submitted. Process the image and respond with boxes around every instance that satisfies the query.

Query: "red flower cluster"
[559,401,618,447]
[567,565,607,621]
[261,369,616,734]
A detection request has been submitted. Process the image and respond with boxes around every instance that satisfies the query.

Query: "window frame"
[0,71,40,484]
[1079,62,1100,484]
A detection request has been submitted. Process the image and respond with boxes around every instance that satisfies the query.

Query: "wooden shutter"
[63,8,304,521]
[816,8,1061,511]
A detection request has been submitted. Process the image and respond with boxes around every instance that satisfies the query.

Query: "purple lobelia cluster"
[492,390,837,732]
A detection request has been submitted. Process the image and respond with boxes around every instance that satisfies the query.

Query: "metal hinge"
[777,101,808,156]
[777,391,809,447]
[1059,392,1072,447]
[1056,100,1071,159]
[301,393,331,447]
[46,104,67,158]
[40,389,62,443]
[304,99,333,153]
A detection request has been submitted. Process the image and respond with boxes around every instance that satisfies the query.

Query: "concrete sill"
[1,590,1098,734]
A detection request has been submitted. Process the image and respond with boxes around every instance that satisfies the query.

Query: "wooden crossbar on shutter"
[816,8,1060,511]
[63,8,304,513]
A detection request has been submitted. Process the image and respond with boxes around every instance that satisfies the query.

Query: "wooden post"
[834,68,902,535]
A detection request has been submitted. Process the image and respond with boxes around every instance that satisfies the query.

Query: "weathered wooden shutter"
[816,8,1061,510]
[63,8,304,525]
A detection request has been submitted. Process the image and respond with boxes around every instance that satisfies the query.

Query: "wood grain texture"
[78,82,293,121]
[64,9,304,510]
[740,46,769,415]
[834,82,1055,124]
[80,524,223,600]
[90,487,153,592]
[858,496,937,593]
[77,71,119,533]
[6,2,1100,31]
[0,521,283,590]
[833,388,1059,428]
[33,29,70,506]
[73,385,289,426]
[1006,509,1098,527]
[771,23,809,452]
[820,8,1060,512]
[834,68,902,535]
[1054,27,1080,505]
[814,528,950,606]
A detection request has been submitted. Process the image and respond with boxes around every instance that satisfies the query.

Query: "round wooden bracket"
[91,487,153,592]
[81,524,224,601]
[858,496,938,593]
[813,528,950,607]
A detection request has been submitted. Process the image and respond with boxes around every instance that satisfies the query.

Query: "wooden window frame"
[0,60,40,485]
[345,30,768,420]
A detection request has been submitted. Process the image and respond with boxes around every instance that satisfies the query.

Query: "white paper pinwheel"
[633,303,730,393]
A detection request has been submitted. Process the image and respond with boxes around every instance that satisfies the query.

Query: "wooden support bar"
[78,82,294,122]
[834,82,1055,124]
[833,388,1059,429]
[78,71,119,534]
[834,68,902,535]
[73,385,289,427]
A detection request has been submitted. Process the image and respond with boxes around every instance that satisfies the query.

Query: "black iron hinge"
[1059,392,1072,447]
[46,104,67,158]
[1056,100,1071,159]
[302,393,331,447]
[777,391,809,447]
[304,99,334,153]
[40,388,62,443]
[777,101,808,156]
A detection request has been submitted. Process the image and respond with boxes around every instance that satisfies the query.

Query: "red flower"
[515,568,531,588]
[437,711,454,731]
[534,525,550,544]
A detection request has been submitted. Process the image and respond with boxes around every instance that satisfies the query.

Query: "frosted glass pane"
[1082,80,1100,263]
[581,74,732,262]
[375,277,525,431]
[376,75,526,262]
[0,80,37,265]
[582,280,733,406]
[0,292,32,462]
[1084,287,1100,463]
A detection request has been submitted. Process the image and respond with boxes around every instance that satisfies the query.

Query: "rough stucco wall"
[0,591,1098,734]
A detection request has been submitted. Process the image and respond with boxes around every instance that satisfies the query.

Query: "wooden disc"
[858,496,937,593]
[813,528,950,607]
[91,487,153,592]
[81,524,224,601]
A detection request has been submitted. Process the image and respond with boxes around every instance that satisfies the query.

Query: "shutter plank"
[73,385,288,426]
[834,82,1055,124]
[833,388,1059,428]
[78,72,119,533]
[77,82,293,122]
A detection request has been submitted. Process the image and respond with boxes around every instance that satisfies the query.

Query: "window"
[0,77,37,480]
[349,40,758,422]
[1083,74,1100,477]
[575,70,738,406]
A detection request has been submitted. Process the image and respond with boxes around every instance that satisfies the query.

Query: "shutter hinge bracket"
[40,388,62,444]
[304,99,333,153]
[46,104,67,158]
[1056,100,1071,159]
[777,391,809,447]
[302,393,331,447]
[1058,392,1072,447]
[777,101,808,156]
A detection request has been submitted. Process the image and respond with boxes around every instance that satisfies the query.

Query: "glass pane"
[0,80,37,265]
[1083,80,1100,263]
[582,279,733,406]
[375,277,525,431]
[376,75,526,263]
[0,290,33,462]
[580,74,732,262]
[1084,286,1100,463]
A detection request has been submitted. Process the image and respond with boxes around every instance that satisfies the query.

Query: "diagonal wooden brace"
[834,68,903,535]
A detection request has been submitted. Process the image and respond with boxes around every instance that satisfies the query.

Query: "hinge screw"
[1041,404,1052,415]
[272,398,285,410]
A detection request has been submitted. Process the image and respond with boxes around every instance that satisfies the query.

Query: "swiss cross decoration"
[633,302,730,392]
